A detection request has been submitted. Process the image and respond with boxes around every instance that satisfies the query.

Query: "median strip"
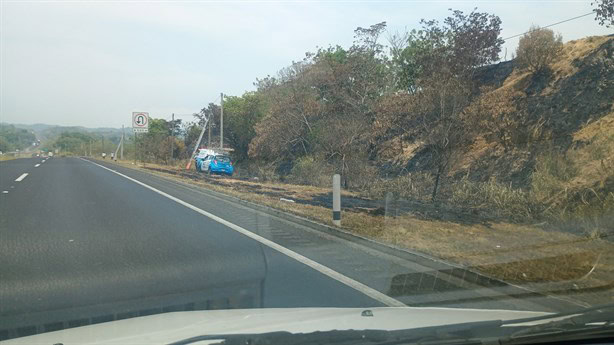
[15,173,28,182]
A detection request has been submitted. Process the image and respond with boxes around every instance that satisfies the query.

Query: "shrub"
[234,161,280,182]
[515,26,563,74]
[364,172,435,201]
[531,151,578,202]
[450,177,538,221]
[558,190,614,238]
[288,155,333,187]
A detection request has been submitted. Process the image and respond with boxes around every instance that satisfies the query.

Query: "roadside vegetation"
[0,124,36,153]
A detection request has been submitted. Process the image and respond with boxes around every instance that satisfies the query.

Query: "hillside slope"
[397,35,613,191]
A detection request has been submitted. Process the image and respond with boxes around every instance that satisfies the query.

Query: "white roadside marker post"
[333,174,341,227]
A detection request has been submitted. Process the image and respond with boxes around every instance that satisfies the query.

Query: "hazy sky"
[1,0,611,128]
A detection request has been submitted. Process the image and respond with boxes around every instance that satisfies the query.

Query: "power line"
[502,12,594,41]
[165,94,223,120]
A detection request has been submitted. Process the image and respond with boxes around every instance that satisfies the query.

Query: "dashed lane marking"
[15,173,28,182]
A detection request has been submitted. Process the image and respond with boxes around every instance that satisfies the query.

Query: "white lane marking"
[15,173,28,182]
[41,160,46,163]
[35,164,40,167]
[2,191,7,194]
[81,158,406,307]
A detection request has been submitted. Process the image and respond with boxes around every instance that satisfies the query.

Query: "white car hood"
[4,307,550,345]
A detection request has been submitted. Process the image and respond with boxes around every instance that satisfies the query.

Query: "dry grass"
[569,111,614,189]
[0,153,32,161]
[501,36,612,95]
[106,158,614,305]
[551,36,612,80]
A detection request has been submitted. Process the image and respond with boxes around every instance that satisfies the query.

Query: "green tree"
[515,26,563,74]
[592,0,614,27]
[395,9,504,199]
[52,132,94,154]
[0,136,11,152]
[223,92,266,161]
[0,125,36,151]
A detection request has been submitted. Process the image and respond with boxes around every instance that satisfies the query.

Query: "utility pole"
[220,92,224,150]
[170,113,174,161]
[207,110,212,148]
[102,135,105,154]
[134,133,137,165]
[185,115,209,170]
[121,125,124,160]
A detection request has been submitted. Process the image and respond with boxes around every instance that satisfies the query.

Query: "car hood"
[4,307,550,345]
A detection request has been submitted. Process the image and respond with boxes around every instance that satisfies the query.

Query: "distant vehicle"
[196,152,234,176]
[194,149,216,172]
[48,152,53,157]
[101,152,106,159]
[196,148,216,159]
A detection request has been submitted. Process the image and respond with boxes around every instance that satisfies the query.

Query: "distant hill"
[1,123,131,143]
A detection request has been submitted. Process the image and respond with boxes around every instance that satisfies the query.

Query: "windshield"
[215,156,231,163]
[1,0,613,343]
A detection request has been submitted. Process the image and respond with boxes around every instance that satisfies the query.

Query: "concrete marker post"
[333,174,341,226]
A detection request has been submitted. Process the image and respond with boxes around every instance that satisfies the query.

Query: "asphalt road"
[0,157,574,339]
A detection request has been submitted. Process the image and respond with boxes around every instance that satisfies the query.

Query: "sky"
[1,0,612,128]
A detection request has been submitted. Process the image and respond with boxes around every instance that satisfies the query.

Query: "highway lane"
[0,157,573,339]
[0,157,384,337]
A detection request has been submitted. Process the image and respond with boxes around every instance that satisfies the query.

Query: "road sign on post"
[132,112,149,133]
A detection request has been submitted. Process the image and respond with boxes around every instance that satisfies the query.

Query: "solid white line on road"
[2,191,7,194]
[35,164,40,167]
[15,173,28,182]
[81,158,406,308]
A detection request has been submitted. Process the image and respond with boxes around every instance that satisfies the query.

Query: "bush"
[558,190,614,238]
[531,151,578,202]
[450,177,538,221]
[531,147,613,237]
[515,26,563,74]
[288,155,333,187]
[364,172,435,201]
